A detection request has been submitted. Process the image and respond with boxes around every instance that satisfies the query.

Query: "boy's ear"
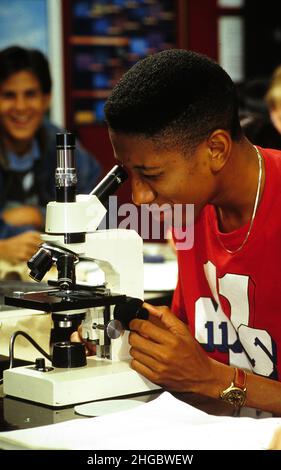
[207,129,231,172]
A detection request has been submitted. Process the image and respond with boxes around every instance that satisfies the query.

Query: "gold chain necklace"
[217,145,263,255]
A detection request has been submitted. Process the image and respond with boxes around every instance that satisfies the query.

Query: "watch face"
[221,388,246,407]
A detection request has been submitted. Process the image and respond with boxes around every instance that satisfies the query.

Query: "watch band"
[234,367,247,389]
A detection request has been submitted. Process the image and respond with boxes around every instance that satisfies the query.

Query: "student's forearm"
[246,371,281,415]
[202,360,281,416]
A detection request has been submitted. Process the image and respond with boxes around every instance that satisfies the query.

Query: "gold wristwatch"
[220,367,247,408]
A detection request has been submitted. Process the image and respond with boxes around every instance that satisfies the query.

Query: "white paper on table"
[143,261,178,292]
[0,392,280,450]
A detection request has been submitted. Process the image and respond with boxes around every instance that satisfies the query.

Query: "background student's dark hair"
[104,49,243,153]
[0,45,52,94]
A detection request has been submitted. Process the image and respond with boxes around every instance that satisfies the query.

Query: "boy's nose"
[131,176,156,205]
[14,95,28,111]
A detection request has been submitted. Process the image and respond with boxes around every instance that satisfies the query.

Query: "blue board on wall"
[70,0,176,124]
[0,0,48,53]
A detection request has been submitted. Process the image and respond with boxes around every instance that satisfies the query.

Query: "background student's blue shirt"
[0,120,102,238]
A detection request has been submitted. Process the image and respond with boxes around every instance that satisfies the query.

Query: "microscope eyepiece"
[56,132,75,149]
[90,165,128,204]
[55,132,77,203]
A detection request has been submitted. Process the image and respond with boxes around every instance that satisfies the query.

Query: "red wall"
[187,0,218,60]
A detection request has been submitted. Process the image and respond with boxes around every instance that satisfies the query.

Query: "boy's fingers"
[142,302,189,336]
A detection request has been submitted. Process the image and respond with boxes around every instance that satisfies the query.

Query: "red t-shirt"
[172,147,281,380]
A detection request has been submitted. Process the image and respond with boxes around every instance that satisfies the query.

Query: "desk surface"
[0,384,274,434]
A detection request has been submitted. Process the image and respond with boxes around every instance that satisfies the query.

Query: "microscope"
[3,132,159,407]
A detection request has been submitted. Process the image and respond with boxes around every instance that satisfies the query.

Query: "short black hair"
[105,49,243,153]
[0,46,52,94]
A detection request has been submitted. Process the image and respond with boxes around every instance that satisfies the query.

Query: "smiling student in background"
[0,46,101,264]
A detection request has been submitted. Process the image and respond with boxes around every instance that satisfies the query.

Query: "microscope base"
[3,357,160,407]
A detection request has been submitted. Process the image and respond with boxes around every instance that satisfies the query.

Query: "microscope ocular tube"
[55,132,77,203]
[90,164,128,204]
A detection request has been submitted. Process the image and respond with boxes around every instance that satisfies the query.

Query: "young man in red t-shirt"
[98,50,281,414]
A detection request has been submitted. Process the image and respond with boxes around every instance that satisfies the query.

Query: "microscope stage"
[4,289,126,312]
